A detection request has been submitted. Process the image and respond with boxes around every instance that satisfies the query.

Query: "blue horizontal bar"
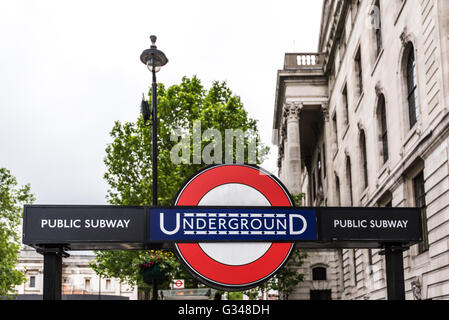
[149,207,317,242]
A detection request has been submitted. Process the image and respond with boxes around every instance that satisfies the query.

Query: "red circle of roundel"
[174,164,294,290]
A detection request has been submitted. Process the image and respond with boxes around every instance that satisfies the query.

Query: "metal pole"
[151,56,159,301]
[40,247,65,300]
[383,244,406,300]
[152,59,158,208]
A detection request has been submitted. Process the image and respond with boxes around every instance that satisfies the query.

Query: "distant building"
[273,0,449,299]
[14,246,137,300]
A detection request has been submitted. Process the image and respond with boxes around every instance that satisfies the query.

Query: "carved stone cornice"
[322,0,350,73]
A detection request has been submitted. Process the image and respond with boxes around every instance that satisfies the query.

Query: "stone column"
[321,102,334,205]
[277,121,287,182]
[284,102,302,195]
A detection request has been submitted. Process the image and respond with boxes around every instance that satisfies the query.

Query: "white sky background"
[0,0,323,205]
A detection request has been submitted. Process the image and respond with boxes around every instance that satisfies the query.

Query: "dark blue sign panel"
[149,207,317,242]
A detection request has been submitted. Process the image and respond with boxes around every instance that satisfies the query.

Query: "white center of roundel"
[197,183,272,266]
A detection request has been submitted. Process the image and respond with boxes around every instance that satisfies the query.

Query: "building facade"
[14,246,137,299]
[273,0,449,300]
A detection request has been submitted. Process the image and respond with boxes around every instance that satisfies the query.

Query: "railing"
[284,53,324,71]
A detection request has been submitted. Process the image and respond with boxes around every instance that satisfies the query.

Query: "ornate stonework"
[400,27,411,47]
[284,102,303,122]
[411,277,422,300]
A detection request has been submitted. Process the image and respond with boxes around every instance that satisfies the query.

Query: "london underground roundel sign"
[174,164,295,291]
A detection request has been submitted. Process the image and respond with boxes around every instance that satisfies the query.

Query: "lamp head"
[140,35,168,73]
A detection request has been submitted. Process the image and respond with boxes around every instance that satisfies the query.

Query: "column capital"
[283,102,303,122]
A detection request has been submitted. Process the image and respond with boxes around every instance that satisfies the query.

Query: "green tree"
[269,249,307,300]
[90,76,269,298]
[226,291,243,300]
[0,168,35,297]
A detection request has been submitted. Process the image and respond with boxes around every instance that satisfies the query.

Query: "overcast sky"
[0,0,323,205]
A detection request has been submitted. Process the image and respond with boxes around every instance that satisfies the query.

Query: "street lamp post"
[140,35,168,208]
[140,35,168,301]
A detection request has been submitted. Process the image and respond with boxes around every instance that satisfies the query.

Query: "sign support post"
[37,247,68,300]
[383,244,406,300]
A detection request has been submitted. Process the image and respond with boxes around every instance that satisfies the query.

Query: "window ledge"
[411,246,430,265]
[371,49,385,77]
[360,188,368,204]
[333,150,338,161]
[394,0,408,26]
[376,161,391,189]
[355,92,364,113]
[377,160,391,179]
[403,124,418,147]
[342,125,350,141]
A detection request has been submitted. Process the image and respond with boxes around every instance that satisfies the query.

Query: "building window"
[368,249,373,267]
[322,144,327,178]
[312,266,327,281]
[338,249,345,289]
[373,0,383,56]
[106,279,111,291]
[351,0,361,25]
[312,171,317,201]
[413,171,429,253]
[355,47,363,96]
[310,290,332,300]
[29,276,36,288]
[329,61,336,89]
[343,85,349,126]
[353,250,358,286]
[406,44,419,128]
[332,112,338,150]
[85,279,91,291]
[317,152,323,188]
[378,94,389,163]
[335,174,341,206]
[346,156,353,206]
[359,130,368,190]
[339,29,347,66]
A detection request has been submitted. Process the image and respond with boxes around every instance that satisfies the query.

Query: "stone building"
[273,0,449,299]
[14,246,137,299]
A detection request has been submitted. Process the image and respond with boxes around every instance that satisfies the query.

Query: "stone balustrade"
[284,53,324,71]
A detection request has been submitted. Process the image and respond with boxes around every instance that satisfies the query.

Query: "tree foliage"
[90,76,268,296]
[269,249,308,300]
[0,168,35,297]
